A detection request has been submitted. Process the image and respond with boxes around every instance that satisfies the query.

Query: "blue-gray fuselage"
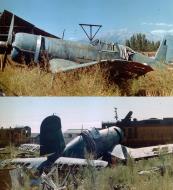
[11,32,173,71]
[11,33,121,63]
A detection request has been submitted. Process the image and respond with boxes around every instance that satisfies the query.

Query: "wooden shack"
[102,117,173,148]
[0,126,31,147]
[0,9,60,43]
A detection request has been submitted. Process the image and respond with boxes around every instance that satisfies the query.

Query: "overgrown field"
[78,155,173,190]
[1,61,173,96]
[1,147,173,190]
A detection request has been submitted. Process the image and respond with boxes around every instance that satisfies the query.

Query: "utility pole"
[114,107,118,121]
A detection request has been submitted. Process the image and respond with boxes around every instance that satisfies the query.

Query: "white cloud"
[142,22,154,26]
[151,29,173,35]
[156,23,173,27]
[142,22,173,27]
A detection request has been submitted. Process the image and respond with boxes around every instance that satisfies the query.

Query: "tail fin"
[155,34,173,64]
[40,115,65,157]
[155,37,167,62]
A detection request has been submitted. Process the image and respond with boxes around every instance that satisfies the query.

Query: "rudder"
[40,115,66,157]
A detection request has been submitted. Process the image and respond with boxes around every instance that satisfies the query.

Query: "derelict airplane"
[0,16,150,80]
[1,114,173,189]
[0,13,170,80]
[2,114,173,171]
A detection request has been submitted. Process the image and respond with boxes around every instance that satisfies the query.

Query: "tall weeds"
[1,59,173,96]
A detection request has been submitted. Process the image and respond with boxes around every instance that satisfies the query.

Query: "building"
[0,126,31,147]
[0,10,60,44]
[102,111,173,148]
[63,129,87,144]
[121,117,173,148]
[30,133,40,144]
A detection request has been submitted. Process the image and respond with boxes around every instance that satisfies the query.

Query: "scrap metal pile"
[19,144,40,153]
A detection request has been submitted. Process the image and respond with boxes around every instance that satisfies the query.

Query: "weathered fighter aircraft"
[2,13,170,80]
[1,114,173,189]
[1,115,123,189]
[1,12,173,81]
[2,115,173,169]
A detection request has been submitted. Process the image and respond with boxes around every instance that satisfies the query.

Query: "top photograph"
[0,0,172,96]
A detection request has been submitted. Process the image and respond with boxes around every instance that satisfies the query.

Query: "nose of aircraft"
[113,126,124,142]
[11,33,38,63]
[11,46,20,61]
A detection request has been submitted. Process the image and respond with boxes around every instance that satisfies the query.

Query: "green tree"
[125,33,160,52]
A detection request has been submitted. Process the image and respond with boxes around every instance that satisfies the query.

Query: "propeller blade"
[1,14,14,71]
[7,14,14,45]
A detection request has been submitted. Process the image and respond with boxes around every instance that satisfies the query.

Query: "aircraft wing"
[0,157,107,190]
[110,144,173,161]
[49,58,153,78]
[1,156,108,169]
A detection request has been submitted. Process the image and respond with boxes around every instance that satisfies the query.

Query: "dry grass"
[0,64,121,96]
[78,155,173,190]
[1,57,173,96]
[131,68,173,96]
[1,146,173,190]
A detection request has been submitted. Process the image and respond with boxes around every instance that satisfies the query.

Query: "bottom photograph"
[0,97,173,190]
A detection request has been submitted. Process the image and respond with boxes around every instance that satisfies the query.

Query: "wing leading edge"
[49,58,153,78]
[1,157,108,169]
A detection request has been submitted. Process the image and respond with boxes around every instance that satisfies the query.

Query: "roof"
[129,118,173,126]
[102,117,173,129]
[64,129,88,134]
[0,126,31,130]
[31,133,40,138]
[0,10,60,42]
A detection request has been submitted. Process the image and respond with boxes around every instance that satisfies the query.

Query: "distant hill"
[77,29,164,45]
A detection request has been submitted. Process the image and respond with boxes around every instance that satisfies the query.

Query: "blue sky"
[1,0,173,40]
[1,97,173,133]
